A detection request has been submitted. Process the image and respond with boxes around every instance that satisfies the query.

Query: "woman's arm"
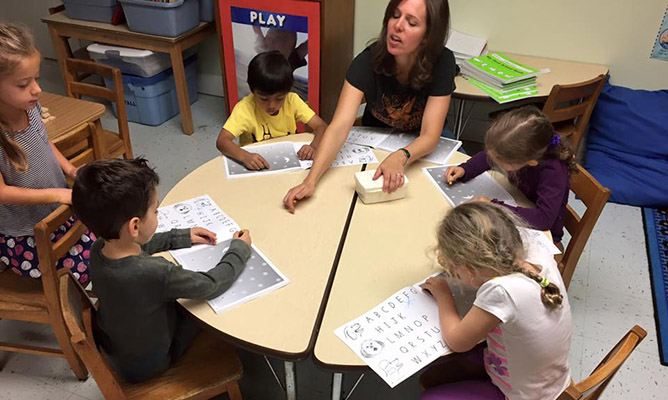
[0,170,71,205]
[283,81,364,212]
[50,142,78,180]
[375,95,451,193]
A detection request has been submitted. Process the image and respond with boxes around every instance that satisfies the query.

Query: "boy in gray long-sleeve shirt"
[72,158,251,383]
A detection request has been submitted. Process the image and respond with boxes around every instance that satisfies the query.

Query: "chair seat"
[0,269,47,309]
[103,129,125,158]
[123,331,243,400]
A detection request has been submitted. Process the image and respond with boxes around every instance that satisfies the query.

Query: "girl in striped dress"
[0,23,95,284]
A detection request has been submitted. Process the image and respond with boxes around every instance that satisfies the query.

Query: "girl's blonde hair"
[485,106,577,174]
[0,23,39,172]
[436,202,563,309]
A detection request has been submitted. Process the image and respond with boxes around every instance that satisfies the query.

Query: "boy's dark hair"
[72,157,159,240]
[247,51,293,94]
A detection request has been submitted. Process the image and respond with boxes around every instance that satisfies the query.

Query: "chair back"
[34,205,89,315]
[558,325,647,400]
[64,58,133,159]
[58,270,126,399]
[542,75,606,153]
[559,164,610,289]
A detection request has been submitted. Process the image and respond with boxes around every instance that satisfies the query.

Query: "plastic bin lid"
[119,54,197,85]
[118,0,184,8]
[87,43,154,58]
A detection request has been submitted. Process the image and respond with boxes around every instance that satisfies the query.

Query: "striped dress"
[0,103,95,283]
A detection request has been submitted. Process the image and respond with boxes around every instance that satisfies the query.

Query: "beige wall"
[1,0,66,60]
[354,0,668,91]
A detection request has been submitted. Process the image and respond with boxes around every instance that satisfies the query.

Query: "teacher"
[284,0,456,212]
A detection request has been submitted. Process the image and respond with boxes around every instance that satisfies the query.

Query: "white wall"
[354,0,668,91]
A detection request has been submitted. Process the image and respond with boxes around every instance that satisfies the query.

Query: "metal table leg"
[285,361,297,400]
[331,373,343,400]
[454,98,466,140]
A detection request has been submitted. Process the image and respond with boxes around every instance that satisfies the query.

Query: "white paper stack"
[445,29,487,66]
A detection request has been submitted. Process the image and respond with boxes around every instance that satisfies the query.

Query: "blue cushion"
[585,79,668,207]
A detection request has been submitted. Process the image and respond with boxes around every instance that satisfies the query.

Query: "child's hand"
[471,196,491,203]
[190,227,217,245]
[297,144,316,160]
[444,166,465,185]
[421,276,453,301]
[66,165,79,181]
[56,188,72,205]
[233,229,252,246]
[242,153,270,170]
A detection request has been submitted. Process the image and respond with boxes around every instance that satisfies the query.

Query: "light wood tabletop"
[160,134,362,358]
[453,53,609,101]
[313,150,535,369]
[41,92,106,144]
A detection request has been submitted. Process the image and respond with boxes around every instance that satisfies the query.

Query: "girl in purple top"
[444,106,576,244]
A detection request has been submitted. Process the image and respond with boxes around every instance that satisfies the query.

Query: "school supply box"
[355,169,409,204]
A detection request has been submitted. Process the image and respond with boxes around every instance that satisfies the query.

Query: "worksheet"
[345,126,393,148]
[157,195,289,313]
[423,166,517,207]
[377,132,462,165]
[293,141,378,169]
[223,142,303,178]
[334,274,475,388]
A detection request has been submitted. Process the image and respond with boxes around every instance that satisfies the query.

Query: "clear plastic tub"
[87,43,196,77]
[119,0,200,37]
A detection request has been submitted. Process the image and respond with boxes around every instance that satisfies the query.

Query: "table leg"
[285,360,297,400]
[453,98,466,140]
[331,373,343,400]
[169,46,194,135]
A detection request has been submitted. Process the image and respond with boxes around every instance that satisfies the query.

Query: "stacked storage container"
[63,0,119,23]
[88,44,198,126]
[118,0,200,37]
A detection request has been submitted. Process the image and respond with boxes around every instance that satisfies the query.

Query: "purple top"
[460,151,570,242]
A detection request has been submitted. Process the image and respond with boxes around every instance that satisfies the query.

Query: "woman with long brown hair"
[284,0,456,211]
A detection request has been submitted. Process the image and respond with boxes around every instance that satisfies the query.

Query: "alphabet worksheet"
[293,141,378,169]
[334,275,476,388]
[223,142,303,178]
[157,195,289,313]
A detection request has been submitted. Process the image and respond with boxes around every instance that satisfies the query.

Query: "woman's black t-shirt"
[346,44,456,131]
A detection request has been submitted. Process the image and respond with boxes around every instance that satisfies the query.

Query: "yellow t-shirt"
[223,92,316,145]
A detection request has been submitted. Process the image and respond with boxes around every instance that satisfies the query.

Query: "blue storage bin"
[119,0,199,37]
[106,56,198,126]
[64,0,118,23]
[200,0,214,22]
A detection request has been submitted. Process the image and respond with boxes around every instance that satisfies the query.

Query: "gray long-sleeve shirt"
[89,228,250,382]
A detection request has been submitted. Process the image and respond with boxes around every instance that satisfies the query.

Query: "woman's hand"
[242,152,270,170]
[373,151,406,193]
[190,227,217,245]
[233,229,252,246]
[444,166,465,185]
[283,180,315,213]
[422,276,454,303]
[471,196,491,203]
[297,144,316,160]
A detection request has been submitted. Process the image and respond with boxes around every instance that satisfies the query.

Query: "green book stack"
[461,53,548,103]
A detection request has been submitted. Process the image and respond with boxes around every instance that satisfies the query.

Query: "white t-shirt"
[473,247,572,400]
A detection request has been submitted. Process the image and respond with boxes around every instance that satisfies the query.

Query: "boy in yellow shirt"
[216,51,327,170]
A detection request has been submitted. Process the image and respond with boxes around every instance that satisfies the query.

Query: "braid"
[512,263,563,309]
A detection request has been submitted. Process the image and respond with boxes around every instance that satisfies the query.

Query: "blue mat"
[643,207,668,365]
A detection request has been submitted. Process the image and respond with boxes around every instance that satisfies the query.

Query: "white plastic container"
[354,169,409,204]
[87,43,195,78]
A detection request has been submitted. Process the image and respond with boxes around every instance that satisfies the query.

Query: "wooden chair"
[542,75,606,154]
[57,270,244,400]
[54,121,102,170]
[0,205,88,379]
[558,325,647,399]
[559,164,611,289]
[63,58,134,160]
